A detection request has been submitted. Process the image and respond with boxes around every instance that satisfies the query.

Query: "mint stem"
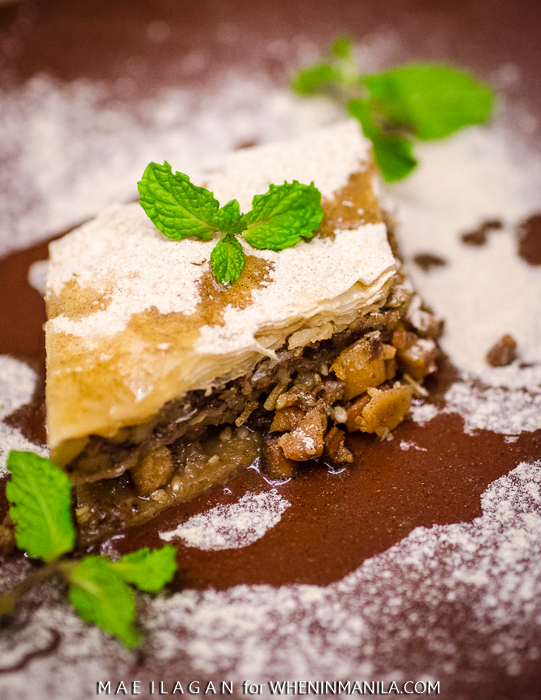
[0,559,75,616]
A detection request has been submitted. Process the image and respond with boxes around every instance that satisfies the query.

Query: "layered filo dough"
[44,121,440,539]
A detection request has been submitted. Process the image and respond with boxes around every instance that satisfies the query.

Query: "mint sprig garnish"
[363,65,494,141]
[210,233,246,286]
[292,37,494,182]
[6,451,76,562]
[212,198,247,235]
[1,450,177,648]
[111,546,178,592]
[348,99,417,183]
[68,556,141,648]
[138,167,323,287]
[244,181,322,250]
[139,162,218,241]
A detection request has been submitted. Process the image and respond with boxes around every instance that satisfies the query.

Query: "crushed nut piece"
[260,438,296,480]
[347,384,413,438]
[324,426,353,463]
[392,326,438,381]
[461,219,503,246]
[345,393,371,432]
[279,407,327,461]
[331,332,393,400]
[263,381,289,411]
[333,406,348,423]
[130,445,174,496]
[219,426,233,442]
[486,334,518,367]
[413,253,447,271]
[402,373,429,398]
[270,406,304,432]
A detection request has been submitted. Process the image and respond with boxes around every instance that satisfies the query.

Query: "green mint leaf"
[364,64,494,140]
[243,181,323,250]
[111,546,177,593]
[349,99,417,182]
[330,36,353,59]
[210,233,246,286]
[138,162,218,241]
[6,451,75,562]
[291,63,342,95]
[68,556,140,648]
[370,131,417,183]
[213,199,247,235]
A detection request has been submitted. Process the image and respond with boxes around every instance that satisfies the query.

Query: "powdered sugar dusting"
[0,356,36,420]
[0,423,49,479]
[47,122,394,350]
[27,259,49,297]
[48,208,395,349]
[203,119,370,210]
[159,491,290,550]
[410,401,439,425]
[387,120,541,436]
[47,203,208,333]
[444,381,541,435]
[0,356,48,478]
[148,461,541,683]
[0,74,340,258]
[195,224,395,357]
[399,440,427,452]
[1,460,540,697]
[390,124,541,390]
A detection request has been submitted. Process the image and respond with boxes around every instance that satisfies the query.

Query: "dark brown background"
[1,0,540,120]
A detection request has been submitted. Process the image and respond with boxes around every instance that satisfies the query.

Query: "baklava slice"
[45,120,440,542]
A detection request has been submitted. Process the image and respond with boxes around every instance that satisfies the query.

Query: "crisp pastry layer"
[45,121,396,455]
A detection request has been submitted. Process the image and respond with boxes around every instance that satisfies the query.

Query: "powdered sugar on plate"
[159,491,290,551]
[149,461,541,684]
[410,401,439,426]
[0,73,340,258]
[444,382,541,435]
[391,124,541,387]
[0,356,48,478]
[387,119,541,434]
[0,356,36,421]
[1,460,539,698]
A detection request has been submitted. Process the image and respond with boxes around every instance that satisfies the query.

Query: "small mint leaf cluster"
[292,37,495,182]
[138,162,323,286]
[3,451,177,648]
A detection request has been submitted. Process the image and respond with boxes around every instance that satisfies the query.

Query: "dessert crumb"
[515,213,541,265]
[413,253,447,271]
[461,219,503,246]
[235,139,258,150]
[486,334,518,367]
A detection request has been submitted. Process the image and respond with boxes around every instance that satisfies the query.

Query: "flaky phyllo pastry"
[44,121,440,543]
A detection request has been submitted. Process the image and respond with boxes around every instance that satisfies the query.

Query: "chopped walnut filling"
[257,325,437,478]
[130,445,174,496]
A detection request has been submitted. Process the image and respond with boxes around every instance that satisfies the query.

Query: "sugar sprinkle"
[1,460,540,698]
[159,491,291,551]
[0,356,47,478]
